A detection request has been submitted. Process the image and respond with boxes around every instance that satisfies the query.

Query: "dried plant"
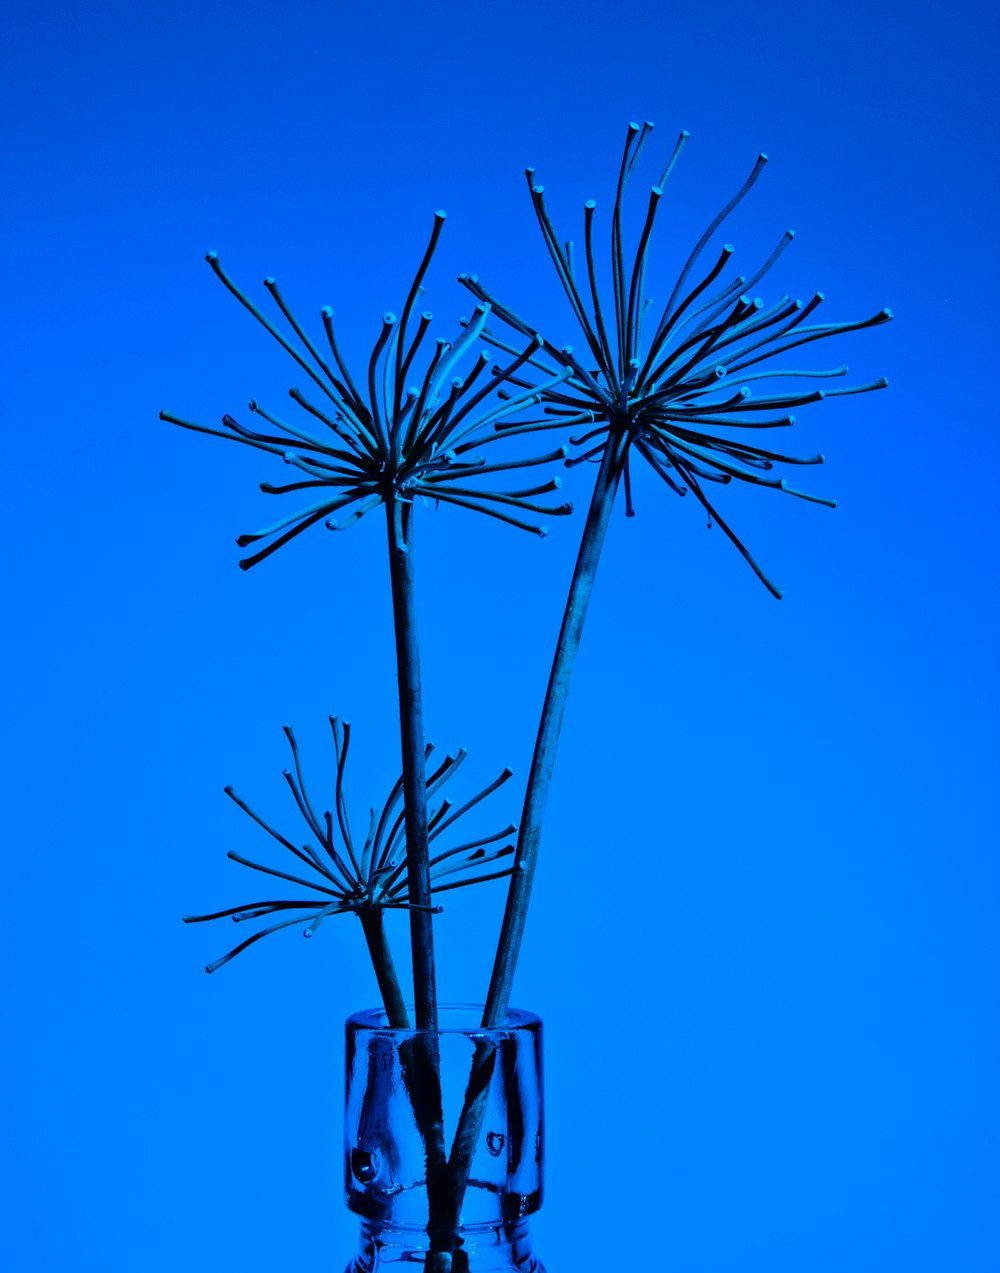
[161,217,573,570]
[461,123,891,597]
[184,719,514,1028]
[456,122,892,1026]
[165,123,891,1269]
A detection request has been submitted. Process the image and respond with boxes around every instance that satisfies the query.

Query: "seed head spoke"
[205,253,343,411]
[677,459,784,598]
[661,152,769,333]
[226,849,342,897]
[428,865,517,894]
[399,310,433,385]
[320,307,371,427]
[262,276,347,403]
[428,829,517,869]
[238,506,333,570]
[395,211,447,414]
[526,177,606,368]
[204,912,325,974]
[158,411,286,460]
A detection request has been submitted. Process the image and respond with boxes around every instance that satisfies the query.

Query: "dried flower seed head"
[459,123,892,597]
[161,213,577,567]
[183,718,516,972]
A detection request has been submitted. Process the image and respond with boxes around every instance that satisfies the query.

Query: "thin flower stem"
[432,429,630,1257]
[358,909,410,1029]
[482,428,629,1026]
[384,498,438,1031]
[380,499,455,1258]
[423,1035,498,1271]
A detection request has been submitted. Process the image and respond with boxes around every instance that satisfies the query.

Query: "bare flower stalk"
[359,910,409,1028]
[484,432,627,1024]
[385,498,438,1029]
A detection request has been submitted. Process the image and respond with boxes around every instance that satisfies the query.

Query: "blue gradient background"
[4,1,997,1269]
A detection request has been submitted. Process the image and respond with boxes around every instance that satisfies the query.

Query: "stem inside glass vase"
[344,1006,544,1273]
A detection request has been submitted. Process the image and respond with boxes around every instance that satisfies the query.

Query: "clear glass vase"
[344,1005,545,1272]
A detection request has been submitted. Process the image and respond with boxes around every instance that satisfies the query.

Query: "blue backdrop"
[4,1,997,1269]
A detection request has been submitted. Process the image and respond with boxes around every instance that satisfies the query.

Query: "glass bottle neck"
[351,1216,542,1272]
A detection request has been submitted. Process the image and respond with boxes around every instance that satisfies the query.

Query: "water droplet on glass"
[351,1147,379,1184]
[486,1131,504,1157]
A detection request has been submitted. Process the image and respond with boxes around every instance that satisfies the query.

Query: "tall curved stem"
[434,432,628,1267]
[483,432,629,1026]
